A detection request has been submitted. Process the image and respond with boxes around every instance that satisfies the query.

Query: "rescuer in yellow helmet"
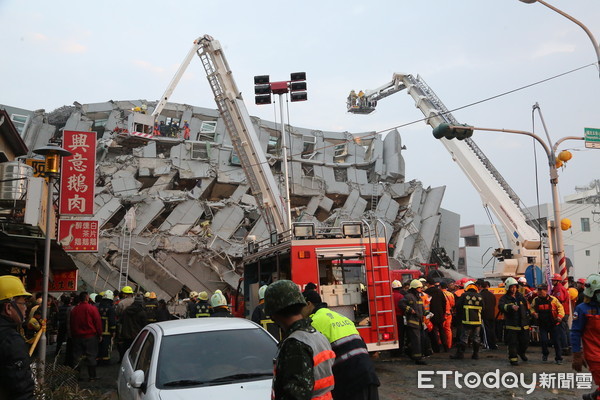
[399,279,427,365]
[0,275,34,399]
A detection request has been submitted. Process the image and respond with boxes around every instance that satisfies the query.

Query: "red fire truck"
[241,221,398,352]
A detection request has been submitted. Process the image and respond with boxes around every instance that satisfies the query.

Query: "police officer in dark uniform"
[451,281,484,360]
[193,291,211,317]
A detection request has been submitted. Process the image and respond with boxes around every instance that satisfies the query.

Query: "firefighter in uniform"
[210,290,232,317]
[498,277,531,365]
[97,289,116,364]
[265,280,335,400]
[0,275,34,400]
[143,292,158,324]
[398,279,427,365]
[451,281,483,360]
[572,273,600,400]
[251,285,280,339]
[303,290,380,400]
[186,291,198,318]
[530,284,564,364]
[193,291,211,317]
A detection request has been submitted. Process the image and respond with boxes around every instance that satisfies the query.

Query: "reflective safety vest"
[274,329,336,400]
[310,307,368,365]
[194,301,211,318]
[144,302,158,323]
[459,291,483,325]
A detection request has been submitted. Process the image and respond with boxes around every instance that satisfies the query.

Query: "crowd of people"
[2,272,600,400]
[392,272,600,399]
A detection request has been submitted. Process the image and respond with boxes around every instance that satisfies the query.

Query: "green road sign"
[584,127,600,149]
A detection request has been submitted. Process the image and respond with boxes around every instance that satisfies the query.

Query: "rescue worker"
[115,285,135,362]
[571,273,600,400]
[398,279,427,365]
[530,284,564,364]
[251,285,279,338]
[115,285,134,317]
[451,281,483,360]
[143,292,158,323]
[0,275,35,400]
[265,280,335,400]
[479,280,498,350]
[348,90,358,107]
[157,299,172,321]
[440,282,455,351]
[303,290,379,400]
[551,273,571,355]
[186,291,198,318]
[193,291,211,318]
[210,290,232,317]
[425,279,446,353]
[498,277,531,366]
[120,295,147,353]
[392,280,405,355]
[70,291,102,381]
[97,289,116,365]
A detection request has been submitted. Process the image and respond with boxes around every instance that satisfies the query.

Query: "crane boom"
[151,35,288,235]
[349,73,543,276]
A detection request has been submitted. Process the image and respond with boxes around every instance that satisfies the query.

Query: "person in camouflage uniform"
[265,280,335,400]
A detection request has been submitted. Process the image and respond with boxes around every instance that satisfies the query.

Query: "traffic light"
[432,123,474,140]
[290,72,307,102]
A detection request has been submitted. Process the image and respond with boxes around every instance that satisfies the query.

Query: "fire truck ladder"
[363,219,396,345]
[196,37,287,235]
[118,225,132,290]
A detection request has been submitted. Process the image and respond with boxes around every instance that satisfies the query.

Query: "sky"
[1,0,599,230]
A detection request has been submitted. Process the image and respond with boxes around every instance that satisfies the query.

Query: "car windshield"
[156,327,277,389]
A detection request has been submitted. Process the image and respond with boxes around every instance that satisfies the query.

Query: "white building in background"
[459,181,599,279]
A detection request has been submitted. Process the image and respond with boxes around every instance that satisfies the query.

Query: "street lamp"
[432,122,584,282]
[519,0,600,77]
[32,142,71,383]
[253,72,308,229]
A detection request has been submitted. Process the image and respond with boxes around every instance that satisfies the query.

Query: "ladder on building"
[118,208,136,290]
[370,180,379,220]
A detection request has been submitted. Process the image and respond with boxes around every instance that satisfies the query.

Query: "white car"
[117,318,278,400]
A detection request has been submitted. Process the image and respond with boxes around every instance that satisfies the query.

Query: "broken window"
[302,164,314,177]
[10,114,28,134]
[197,121,217,141]
[230,150,241,166]
[92,118,108,137]
[334,168,347,182]
[464,236,479,247]
[333,143,348,162]
[267,135,279,155]
[191,142,210,160]
[301,135,317,159]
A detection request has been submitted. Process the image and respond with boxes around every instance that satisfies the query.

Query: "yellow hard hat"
[0,275,32,302]
[121,286,134,294]
[198,291,208,301]
[190,291,198,299]
[410,279,423,289]
[149,292,157,299]
[144,292,151,298]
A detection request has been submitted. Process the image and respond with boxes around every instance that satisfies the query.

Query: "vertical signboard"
[58,219,99,252]
[59,131,96,215]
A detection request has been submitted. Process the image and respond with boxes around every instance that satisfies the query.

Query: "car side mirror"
[130,370,145,389]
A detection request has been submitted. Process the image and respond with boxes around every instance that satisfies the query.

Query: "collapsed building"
[10,99,451,300]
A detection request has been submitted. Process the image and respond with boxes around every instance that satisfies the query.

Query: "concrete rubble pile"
[26,100,446,300]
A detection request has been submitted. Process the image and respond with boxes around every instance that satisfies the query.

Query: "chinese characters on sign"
[32,270,78,292]
[58,220,99,252]
[59,131,96,216]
